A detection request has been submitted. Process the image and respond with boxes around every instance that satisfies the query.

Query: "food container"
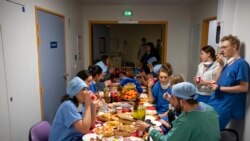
[116,107,122,114]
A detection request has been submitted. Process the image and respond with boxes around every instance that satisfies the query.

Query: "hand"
[208,83,218,91]
[147,79,154,88]
[136,120,150,131]
[84,90,92,105]
[216,53,225,66]
[96,91,104,98]
[159,119,171,129]
[163,92,171,101]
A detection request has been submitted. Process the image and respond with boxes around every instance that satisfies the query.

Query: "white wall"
[82,5,191,79]
[230,1,250,141]
[0,0,83,140]
[191,0,218,25]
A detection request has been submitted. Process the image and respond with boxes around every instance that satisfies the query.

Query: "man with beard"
[136,82,220,141]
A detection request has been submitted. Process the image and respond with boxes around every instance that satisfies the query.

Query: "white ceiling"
[78,0,198,5]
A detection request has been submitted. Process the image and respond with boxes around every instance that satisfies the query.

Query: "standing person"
[209,34,249,129]
[49,77,97,141]
[140,42,157,74]
[195,45,220,103]
[136,82,220,141]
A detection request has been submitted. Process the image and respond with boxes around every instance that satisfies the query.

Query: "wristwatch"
[145,125,151,133]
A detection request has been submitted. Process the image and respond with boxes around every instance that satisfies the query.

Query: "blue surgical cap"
[172,82,198,100]
[153,64,162,74]
[67,76,88,98]
[95,61,108,74]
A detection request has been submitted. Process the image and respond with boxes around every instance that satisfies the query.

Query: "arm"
[209,81,249,93]
[215,65,223,82]
[147,80,155,103]
[73,91,92,134]
[215,54,225,82]
[90,100,97,128]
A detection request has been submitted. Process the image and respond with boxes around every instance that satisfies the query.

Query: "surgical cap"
[153,64,162,74]
[67,76,88,98]
[172,82,198,100]
[95,61,108,74]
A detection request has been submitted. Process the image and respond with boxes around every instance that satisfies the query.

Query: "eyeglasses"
[159,76,168,79]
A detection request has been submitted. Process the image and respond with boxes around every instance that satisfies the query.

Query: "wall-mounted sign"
[50,41,57,48]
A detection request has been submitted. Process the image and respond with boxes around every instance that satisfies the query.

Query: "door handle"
[64,73,69,80]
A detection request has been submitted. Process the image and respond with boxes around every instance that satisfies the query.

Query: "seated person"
[136,82,220,141]
[147,63,173,133]
[49,77,97,141]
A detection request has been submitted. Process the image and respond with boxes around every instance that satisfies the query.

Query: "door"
[187,24,201,82]
[37,8,66,123]
[0,24,11,141]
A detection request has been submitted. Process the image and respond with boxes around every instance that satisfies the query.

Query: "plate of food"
[103,121,123,128]
[82,133,98,141]
[151,120,162,127]
[128,136,144,141]
[93,126,114,137]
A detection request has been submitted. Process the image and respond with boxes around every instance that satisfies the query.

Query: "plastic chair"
[29,121,51,141]
[221,129,239,141]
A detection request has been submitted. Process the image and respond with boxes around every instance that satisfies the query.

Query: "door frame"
[88,21,168,65]
[35,6,66,119]
[201,17,217,47]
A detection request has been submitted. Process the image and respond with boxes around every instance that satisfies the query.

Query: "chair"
[221,129,239,141]
[29,121,51,141]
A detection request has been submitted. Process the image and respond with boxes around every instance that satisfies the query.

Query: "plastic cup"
[116,107,122,114]
[195,76,201,83]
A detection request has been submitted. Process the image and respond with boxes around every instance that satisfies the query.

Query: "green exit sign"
[123,10,132,16]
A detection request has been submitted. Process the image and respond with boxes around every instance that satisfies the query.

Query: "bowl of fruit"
[120,78,142,101]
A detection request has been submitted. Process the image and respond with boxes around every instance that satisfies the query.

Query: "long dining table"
[82,93,163,141]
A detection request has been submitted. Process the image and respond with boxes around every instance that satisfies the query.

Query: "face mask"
[203,61,212,66]
[160,83,169,89]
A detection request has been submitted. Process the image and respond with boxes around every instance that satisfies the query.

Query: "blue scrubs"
[89,82,97,93]
[152,81,171,114]
[49,101,83,141]
[152,81,172,133]
[208,58,250,129]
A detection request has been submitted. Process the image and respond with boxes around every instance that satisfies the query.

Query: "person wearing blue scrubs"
[49,77,97,141]
[77,65,104,94]
[147,63,173,133]
[209,34,249,129]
